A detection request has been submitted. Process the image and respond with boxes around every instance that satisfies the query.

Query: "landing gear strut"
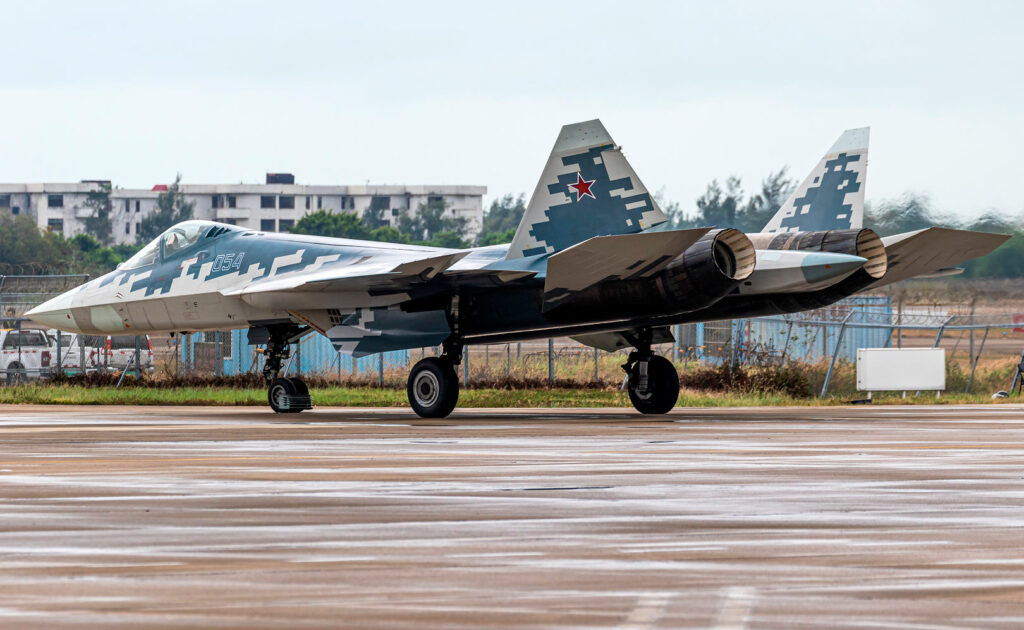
[260,324,312,413]
[623,331,679,415]
[407,337,461,418]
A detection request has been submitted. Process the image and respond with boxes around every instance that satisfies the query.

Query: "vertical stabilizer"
[506,119,667,259]
[762,127,869,233]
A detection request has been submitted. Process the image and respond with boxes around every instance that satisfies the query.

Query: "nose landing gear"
[259,324,313,413]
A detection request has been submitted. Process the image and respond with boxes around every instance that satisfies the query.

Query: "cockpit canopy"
[121,221,236,270]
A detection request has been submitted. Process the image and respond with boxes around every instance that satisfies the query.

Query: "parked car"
[0,328,53,384]
[45,329,97,375]
[81,335,155,375]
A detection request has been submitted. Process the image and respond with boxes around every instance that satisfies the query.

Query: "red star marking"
[568,172,596,202]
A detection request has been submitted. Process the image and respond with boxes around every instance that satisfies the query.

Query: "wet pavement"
[2,404,1024,628]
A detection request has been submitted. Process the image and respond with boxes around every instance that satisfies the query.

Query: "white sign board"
[856,348,946,392]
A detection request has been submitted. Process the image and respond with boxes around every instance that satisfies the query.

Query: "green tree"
[82,182,113,245]
[398,197,468,243]
[477,228,517,246]
[477,193,526,244]
[865,193,955,236]
[693,176,744,228]
[137,174,195,244]
[367,225,408,243]
[737,168,794,232]
[290,209,371,240]
[364,196,390,229]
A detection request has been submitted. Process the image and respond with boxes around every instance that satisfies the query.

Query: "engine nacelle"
[546,228,756,321]
[748,228,888,279]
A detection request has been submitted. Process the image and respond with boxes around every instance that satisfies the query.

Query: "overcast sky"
[1,1,1021,219]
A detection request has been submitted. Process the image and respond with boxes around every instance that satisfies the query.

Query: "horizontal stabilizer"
[867,228,1009,288]
[543,228,710,308]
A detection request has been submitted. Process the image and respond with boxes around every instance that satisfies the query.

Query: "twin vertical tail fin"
[762,127,870,233]
[505,119,668,259]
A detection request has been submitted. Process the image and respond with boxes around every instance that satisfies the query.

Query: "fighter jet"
[27,120,1008,417]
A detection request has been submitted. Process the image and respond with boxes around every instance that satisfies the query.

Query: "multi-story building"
[0,174,486,245]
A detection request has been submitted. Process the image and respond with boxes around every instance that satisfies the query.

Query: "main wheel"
[627,355,679,414]
[407,357,459,418]
[268,377,308,413]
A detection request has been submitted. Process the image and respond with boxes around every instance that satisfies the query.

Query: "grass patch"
[0,384,1017,407]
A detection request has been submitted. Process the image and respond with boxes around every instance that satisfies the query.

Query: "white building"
[0,174,486,245]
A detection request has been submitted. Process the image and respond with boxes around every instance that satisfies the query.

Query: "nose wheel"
[407,357,460,418]
[259,324,314,414]
[268,377,312,413]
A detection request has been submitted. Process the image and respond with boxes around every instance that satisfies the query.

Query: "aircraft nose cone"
[25,287,80,331]
[800,252,869,284]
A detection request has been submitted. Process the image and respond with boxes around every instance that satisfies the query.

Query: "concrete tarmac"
[3,404,1024,628]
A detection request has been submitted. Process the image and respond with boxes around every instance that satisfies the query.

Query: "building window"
[135,200,140,212]
[278,219,294,231]
[47,218,63,232]
[12,207,19,215]
[370,196,390,212]
[279,196,295,209]
[125,222,131,235]
[0,194,10,208]
[47,194,64,208]
[317,196,323,209]
[260,195,276,209]
[212,195,222,209]
[260,219,276,232]
[221,218,237,226]
[135,222,140,233]
[391,208,400,216]
[227,195,236,208]
[428,195,444,205]
[305,196,311,210]
[341,195,354,210]
[124,199,130,213]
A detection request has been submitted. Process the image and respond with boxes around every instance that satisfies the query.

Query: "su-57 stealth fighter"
[27,120,1008,417]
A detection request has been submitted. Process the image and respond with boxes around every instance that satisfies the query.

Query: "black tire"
[286,377,310,413]
[627,355,679,414]
[268,377,297,413]
[407,357,459,418]
[6,362,26,386]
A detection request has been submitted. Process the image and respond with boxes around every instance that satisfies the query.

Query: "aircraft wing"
[866,227,1009,289]
[222,251,470,297]
[543,228,710,309]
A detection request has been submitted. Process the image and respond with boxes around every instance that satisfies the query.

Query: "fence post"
[820,312,853,399]
[965,327,990,393]
[933,316,954,348]
[134,335,141,378]
[463,346,469,384]
[55,329,62,378]
[548,338,554,385]
[378,353,383,387]
[79,334,86,376]
[780,320,794,367]
[215,332,222,377]
[593,346,599,382]
[506,343,511,377]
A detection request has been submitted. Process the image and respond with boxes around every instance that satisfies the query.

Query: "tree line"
[0,171,1021,278]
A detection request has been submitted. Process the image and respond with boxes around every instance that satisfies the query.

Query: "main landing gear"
[623,333,680,415]
[407,338,461,418]
[261,325,313,413]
